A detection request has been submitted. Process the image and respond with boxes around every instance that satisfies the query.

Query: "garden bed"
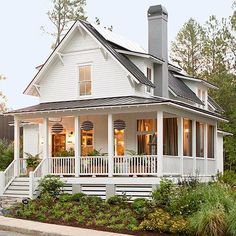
[8,173,236,236]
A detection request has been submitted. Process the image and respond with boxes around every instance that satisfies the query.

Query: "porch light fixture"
[81,121,94,131]
[51,123,64,134]
[114,119,126,130]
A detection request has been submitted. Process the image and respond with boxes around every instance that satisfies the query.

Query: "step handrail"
[3,160,16,191]
[29,158,47,198]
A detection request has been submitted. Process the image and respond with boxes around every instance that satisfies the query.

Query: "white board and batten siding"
[39,31,137,104]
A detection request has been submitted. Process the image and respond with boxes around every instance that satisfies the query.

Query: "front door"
[52,134,66,157]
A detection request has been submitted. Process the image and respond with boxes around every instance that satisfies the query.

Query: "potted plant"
[25,153,40,175]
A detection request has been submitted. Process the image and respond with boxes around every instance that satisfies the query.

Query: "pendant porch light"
[51,123,64,134]
[81,121,94,131]
[114,119,126,130]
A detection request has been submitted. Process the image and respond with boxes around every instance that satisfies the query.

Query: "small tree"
[42,0,87,48]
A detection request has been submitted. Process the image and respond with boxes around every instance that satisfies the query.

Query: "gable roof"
[169,71,203,105]
[24,21,155,96]
[80,21,155,88]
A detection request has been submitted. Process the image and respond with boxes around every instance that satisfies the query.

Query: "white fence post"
[29,172,34,199]
[0,172,5,196]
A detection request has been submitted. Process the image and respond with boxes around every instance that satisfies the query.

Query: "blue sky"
[0,0,234,109]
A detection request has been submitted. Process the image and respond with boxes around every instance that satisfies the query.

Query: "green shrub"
[131,198,154,220]
[70,192,86,202]
[227,204,236,235]
[58,193,73,202]
[152,179,175,207]
[38,175,64,198]
[189,203,227,236]
[0,139,14,170]
[218,170,236,188]
[167,184,205,216]
[107,195,129,207]
[95,207,138,231]
[139,208,188,234]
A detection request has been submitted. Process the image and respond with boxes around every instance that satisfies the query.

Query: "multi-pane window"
[208,125,215,158]
[79,65,92,96]
[196,122,205,157]
[146,68,152,93]
[183,118,192,156]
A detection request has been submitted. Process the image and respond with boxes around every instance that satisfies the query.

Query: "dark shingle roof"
[169,72,203,105]
[208,96,224,113]
[80,21,155,88]
[9,96,166,114]
[8,95,226,121]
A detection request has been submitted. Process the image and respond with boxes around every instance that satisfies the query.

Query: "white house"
[1,5,229,199]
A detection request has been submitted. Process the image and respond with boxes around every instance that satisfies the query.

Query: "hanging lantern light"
[81,121,94,131]
[51,123,64,134]
[114,119,126,130]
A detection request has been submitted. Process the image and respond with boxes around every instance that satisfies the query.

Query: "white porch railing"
[113,155,158,176]
[80,156,108,176]
[49,157,75,176]
[30,158,48,198]
[19,158,27,175]
[3,160,16,191]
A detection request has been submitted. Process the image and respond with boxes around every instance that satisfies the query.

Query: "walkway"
[0,216,131,236]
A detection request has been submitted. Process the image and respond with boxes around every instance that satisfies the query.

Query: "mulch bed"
[12,216,174,236]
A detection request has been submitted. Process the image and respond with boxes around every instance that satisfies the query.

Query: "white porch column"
[178,117,183,176]
[108,114,114,177]
[14,117,20,177]
[43,117,49,175]
[192,120,197,175]
[157,111,163,177]
[214,123,218,174]
[204,123,208,176]
[74,116,81,177]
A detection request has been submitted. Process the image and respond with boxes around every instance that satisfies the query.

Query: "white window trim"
[78,63,93,98]
[145,67,153,95]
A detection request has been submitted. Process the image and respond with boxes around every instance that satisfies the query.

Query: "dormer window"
[197,89,207,109]
[146,68,152,93]
[79,65,92,96]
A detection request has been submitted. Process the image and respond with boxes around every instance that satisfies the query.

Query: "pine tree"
[170,18,205,77]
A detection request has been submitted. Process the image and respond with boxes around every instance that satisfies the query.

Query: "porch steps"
[3,177,30,198]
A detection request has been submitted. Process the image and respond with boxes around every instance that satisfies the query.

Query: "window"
[183,119,192,156]
[208,125,215,158]
[81,129,94,156]
[137,119,157,155]
[79,65,92,96]
[197,89,207,108]
[163,118,178,156]
[114,129,125,156]
[196,122,205,157]
[146,68,152,93]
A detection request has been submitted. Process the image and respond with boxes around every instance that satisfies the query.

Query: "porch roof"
[7,96,227,121]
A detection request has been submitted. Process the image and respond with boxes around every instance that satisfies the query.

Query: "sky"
[0,0,234,109]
